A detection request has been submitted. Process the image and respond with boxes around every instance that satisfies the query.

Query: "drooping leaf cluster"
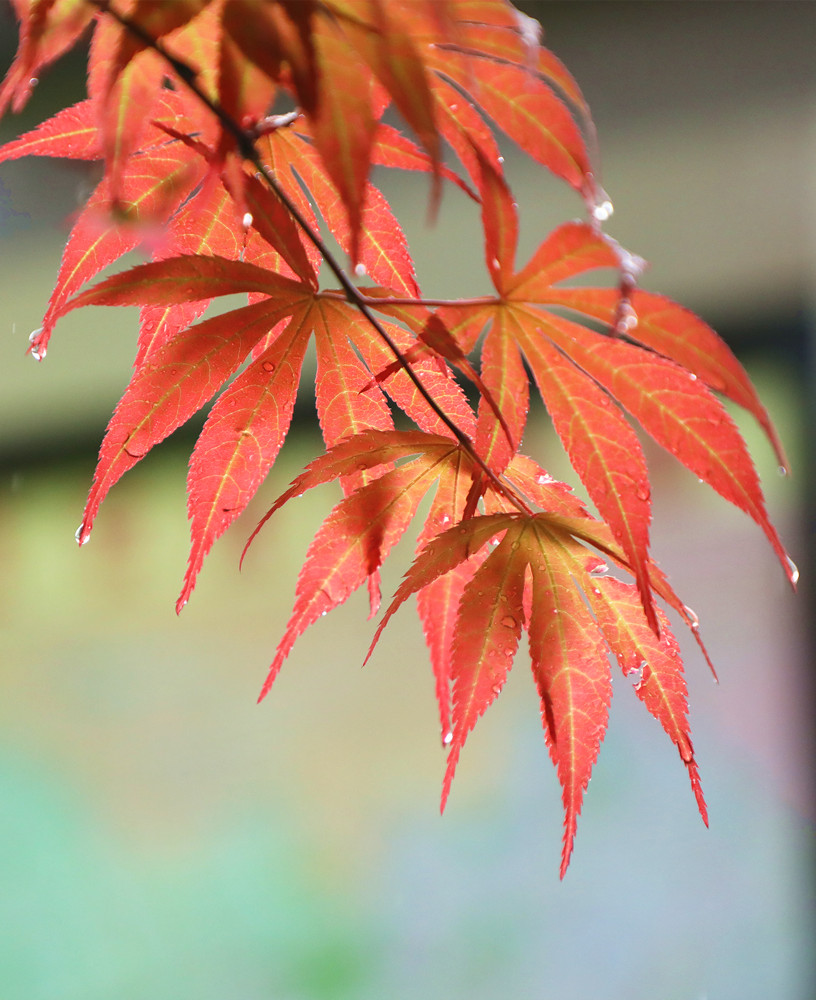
[0,0,794,875]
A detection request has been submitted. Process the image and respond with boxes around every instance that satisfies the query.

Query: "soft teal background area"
[1,4,813,999]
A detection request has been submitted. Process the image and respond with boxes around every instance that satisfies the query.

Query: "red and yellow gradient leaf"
[429,75,502,188]
[61,254,304,315]
[442,526,527,808]
[470,141,518,293]
[0,0,93,117]
[372,122,475,200]
[541,311,793,578]
[475,311,529,473]
[245,432,460,554]
[433,53,590,192]
[218,3,278,125]
[541,286,787,468]
[99,48,167,203]
[369,513,516,664]
[414,449,483,742]
[435,20,589,116]
[350,315,476,439]
[260,455,450,700]
[88,0,211,102]
[507,221,619,298]
[277,127,419,295]
[526,521,612,877]
[503,453,589,518]
[311,298,395,452]
[179,306,312,609]
[338,0,440,178]
[310,19,377,263]
[0,100,101,162]
[77,295,304,546]
[236,172,318,288]
[136,175,245,365]
[33,141,206,359]
[587,575,707,824]
[222,0,317,114]
[520,332,657,630]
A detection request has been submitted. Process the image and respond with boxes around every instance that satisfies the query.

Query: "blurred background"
[0,3,813,998]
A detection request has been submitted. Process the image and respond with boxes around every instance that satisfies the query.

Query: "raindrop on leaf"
[591,189,614,222]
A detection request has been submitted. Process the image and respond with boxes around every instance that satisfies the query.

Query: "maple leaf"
[0,0,94,117]
[367,508,707,876]
[389,144,797,641]
[0,0,794,877]
[57,255,310,546]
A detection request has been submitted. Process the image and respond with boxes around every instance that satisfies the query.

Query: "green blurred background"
[1,3,813,998]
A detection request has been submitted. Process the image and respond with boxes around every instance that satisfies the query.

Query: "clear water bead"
[591,187,614,222]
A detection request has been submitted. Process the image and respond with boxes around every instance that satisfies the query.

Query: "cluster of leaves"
[0,0,794,875]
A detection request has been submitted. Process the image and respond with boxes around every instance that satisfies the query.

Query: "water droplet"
[591,189,614,222]
[320,609,328,617]
[501,615,516,628]
[497,155,505,164]
[785,554,799,585]
[589,563,609,578]
[123,435,148,458]
[29,77,38,88]
[683,604,700,630]
[442,731,453,746]
[449,103,458,111]
[28,327,45,361]
[536,472,553,485]
[440,514,451,525]
[74,524,88,546]
[630,660,646,684]
[777,465,788,477]
[491,257,500,269]
[616,301,638,333]
[262,360,276,373]
[592,588,601,596]
[242,212,253,228]
[491,683,502,696]
[354,262,367,277]
[688,372,698,381]
[635,484,651,502]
